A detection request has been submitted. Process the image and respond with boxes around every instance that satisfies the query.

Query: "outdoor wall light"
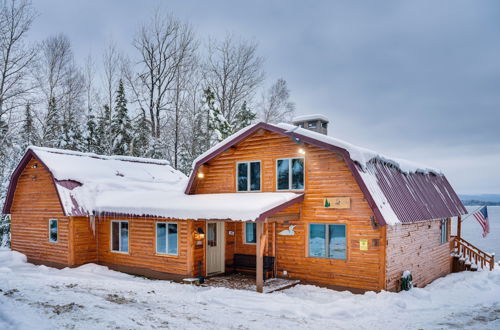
[197,172,205,179]
[298,148,306,155]
[194,227,205,240]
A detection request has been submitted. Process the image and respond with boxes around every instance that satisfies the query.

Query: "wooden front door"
[206,221,225,275]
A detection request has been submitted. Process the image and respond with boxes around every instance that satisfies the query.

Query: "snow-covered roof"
[4,146,303,221]
[292,114,330,123]
[188,122,466,225]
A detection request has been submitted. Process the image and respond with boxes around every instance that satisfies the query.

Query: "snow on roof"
[29,146,301,221]
[95,192,301,221]
[292,114,330,123]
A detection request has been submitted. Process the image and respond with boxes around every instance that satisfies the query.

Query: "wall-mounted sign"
[228,231,234,236]
[359,239,368,251]
[279,225,296,236]
[324,197,350,209]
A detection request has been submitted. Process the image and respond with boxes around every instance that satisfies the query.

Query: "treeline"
[461,200,500,206]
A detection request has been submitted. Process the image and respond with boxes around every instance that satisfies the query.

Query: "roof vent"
[292,114,329,135]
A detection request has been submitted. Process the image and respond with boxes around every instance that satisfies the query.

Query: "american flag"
[472,206,490,238]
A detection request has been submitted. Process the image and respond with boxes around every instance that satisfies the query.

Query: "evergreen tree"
[42,97,61,148]
[131,112,151,157]
[204,88,232,142]
[21,102,37,149]
[84,108,99,153]
[0,214,10,248]
[111,80,133,155]
[233,101,256,132]
[97,104,112,155]
[61,109,84,151]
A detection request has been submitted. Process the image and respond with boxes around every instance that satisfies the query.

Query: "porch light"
[197,172,205,179]
[194,227,205,240]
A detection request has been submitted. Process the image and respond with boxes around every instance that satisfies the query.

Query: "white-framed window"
[49,219,58,242]
[244,222,257,244]
[237,161,261,192]
[156,222,178,255]
[276,157,304,190]
[309,223,346,260]
[440,218,449,244]
[111,221,129,253]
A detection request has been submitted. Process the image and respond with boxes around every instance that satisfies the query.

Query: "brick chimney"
[292,114,329,135]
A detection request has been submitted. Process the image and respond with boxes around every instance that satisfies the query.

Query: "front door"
[206,221,225,275]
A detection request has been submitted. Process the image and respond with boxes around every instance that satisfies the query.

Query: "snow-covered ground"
[1,249,499,330]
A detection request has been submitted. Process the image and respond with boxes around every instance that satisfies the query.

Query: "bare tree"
[203,34,264,128]
[0,0,36,140]
[259,78,295,123]
[127,10,197,145]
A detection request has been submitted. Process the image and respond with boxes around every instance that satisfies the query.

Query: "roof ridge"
[29,146,170,166]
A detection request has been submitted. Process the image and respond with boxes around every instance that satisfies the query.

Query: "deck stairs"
[450,236,495,272]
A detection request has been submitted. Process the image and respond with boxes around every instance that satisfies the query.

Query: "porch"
[204,272,300,293]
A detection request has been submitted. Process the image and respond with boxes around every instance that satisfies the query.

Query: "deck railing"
[451,236,495,271]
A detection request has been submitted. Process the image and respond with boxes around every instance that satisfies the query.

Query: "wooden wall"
[192,130,386,291]
[10,157,70,266]
[95,216,192,278]
[385,219,452,291]
[70,216,98,265]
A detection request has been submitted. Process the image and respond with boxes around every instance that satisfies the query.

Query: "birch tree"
[259,78,295,123]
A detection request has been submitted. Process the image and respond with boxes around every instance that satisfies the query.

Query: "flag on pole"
[472,205,489,237]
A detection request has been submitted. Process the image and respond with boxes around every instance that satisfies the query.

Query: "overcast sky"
[29,0,500,194]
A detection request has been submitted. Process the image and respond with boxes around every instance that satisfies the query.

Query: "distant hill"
[460,194,500,206]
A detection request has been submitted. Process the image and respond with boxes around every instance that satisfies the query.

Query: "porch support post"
[457,215,462,239]
[256,221,264,293]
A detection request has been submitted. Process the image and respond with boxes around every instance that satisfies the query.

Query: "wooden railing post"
[457,215,461,240]
[491,254,495,271]
[256,221,264,293]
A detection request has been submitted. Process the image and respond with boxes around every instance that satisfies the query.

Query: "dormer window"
[237,161,261,192]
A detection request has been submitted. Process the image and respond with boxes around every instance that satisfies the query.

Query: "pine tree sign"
[323,197,350,209]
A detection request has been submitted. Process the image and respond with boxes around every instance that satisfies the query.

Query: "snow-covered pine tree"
[84,108,99,153]
[204,88,232,143]
[60,108,84,151]
[97,104,112,155]
[42,97,62,148]
[111,79,133,155]
[21,102,37,150]
[233,101,256,132]
[131,112,151,157]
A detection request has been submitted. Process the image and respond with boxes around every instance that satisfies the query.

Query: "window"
[308,121,317,128]
[440,218,449,244]
[321,122,328,129]
[49,219,58,242]
[156,222,178,255]
[111,221,129,253]
[244,222,257,244]
[237,161,261,191]
[277,158,304,190]
[309,223,346,259]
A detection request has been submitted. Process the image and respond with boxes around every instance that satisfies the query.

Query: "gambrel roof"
[186,122,467,225]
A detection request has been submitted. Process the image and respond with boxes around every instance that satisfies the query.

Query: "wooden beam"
[457,215,462,239]
[256,221,264,293]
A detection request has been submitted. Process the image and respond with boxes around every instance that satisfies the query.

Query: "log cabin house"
[3,115,489,293]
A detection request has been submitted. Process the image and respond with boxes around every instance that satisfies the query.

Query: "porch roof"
[94,191,304,221]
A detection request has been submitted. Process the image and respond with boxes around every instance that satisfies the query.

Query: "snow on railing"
[451,236,495,271]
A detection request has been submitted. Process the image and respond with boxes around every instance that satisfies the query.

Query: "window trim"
[48,219,58,243]
[155,222,179,256]
[308,223,347,260]
[440,218,449,244]
[243,222,257,245]
[236,160,262,192]
[110,220,129,254]
[275,157,305,191]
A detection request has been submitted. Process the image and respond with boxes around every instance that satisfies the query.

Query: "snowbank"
[0,249,499,329]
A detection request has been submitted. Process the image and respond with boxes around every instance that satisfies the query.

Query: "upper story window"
[49,219,58,242]
[277,158,304,190]
[111,220,129,253]
[237,161,261,192]
[308,121,317,129]
[309,223,346,260]
[156,222,178,255]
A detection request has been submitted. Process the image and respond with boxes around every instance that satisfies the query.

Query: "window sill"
[243,242,256,245]
[155,253,179,258]
[110,250,130,255]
